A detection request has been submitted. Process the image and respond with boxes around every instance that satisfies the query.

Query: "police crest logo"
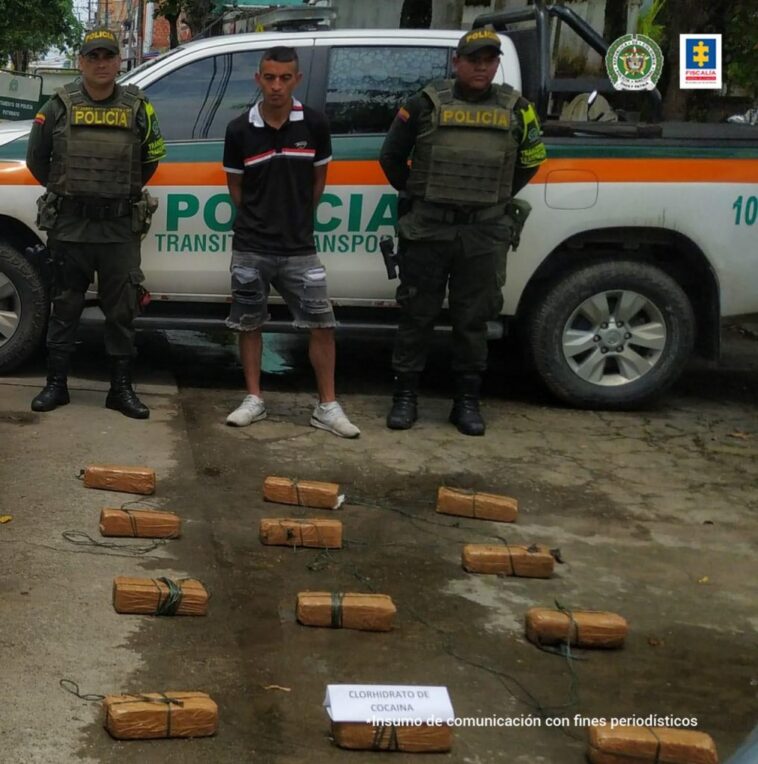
[605,34,664,91]
[679,34,722,90]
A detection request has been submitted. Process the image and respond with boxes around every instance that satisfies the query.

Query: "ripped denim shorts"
[225,250,336,331]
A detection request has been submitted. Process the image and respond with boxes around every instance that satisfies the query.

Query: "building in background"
[90,0,647,78]
[94,0,191,62]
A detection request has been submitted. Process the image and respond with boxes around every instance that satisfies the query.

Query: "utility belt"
[413,200,508,225]
[59,196,136,220]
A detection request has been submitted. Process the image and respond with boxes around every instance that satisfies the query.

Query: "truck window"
[143,48,312,141]
[325,46,450,135]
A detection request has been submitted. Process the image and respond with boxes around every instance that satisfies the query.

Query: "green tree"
[637,0,666,43]
[154,0,219,47]
[660,0,757,119]
[725,1,758,100]
[0,0,82,71]
[182,0,217,37]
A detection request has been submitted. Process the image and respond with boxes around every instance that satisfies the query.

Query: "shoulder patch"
[34,113,46,125]
[124,83,146,99]
[396,107,410,122]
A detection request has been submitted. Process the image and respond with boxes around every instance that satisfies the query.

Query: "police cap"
[80,28,120,56]
[456,28,502,57]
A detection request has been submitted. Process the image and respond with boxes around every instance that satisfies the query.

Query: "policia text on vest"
[71,105,133,129]
[440,105,510,128]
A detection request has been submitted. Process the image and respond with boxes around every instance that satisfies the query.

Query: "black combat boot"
[105,356,150,419]
[386,373,419,430]
[31,351,71,412]
[449,373,485,436]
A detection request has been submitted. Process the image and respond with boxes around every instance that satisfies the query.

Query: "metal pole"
[137,0,144,65]
[125,0,133,69]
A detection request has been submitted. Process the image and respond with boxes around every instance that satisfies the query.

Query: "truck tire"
[527,260,695,409]
[0,243,49,373]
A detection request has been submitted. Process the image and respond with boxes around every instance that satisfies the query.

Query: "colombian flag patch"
[34,113,46,125]
[396,107,410,122]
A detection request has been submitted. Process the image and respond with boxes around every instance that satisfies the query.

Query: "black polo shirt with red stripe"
[223,98,332,255]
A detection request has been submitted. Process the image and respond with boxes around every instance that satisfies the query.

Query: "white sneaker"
[310,401,360,439]
[226,394,267,426]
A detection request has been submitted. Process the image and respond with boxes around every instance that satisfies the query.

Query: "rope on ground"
[346,496,567,561]
[61,530,166,556]
[59,679,105,702]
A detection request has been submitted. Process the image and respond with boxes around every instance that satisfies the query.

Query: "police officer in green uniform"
[379,28,546,436]
[26,28,166,419]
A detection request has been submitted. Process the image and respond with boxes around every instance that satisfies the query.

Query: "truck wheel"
[527,260,695,409]
[0,243,49,373]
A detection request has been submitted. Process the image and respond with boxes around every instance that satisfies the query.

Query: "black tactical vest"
[47,82,144,199]
[406,80,520,208]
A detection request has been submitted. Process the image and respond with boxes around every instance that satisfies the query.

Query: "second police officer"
[380,28,546,436]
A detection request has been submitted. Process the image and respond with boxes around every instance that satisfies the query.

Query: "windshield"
[118,47,185,82]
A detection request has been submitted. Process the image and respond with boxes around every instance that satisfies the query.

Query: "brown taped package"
[436,486,518,523]
[297,592,396,631]
[263,476,342,509]
[83,465,156,495]
[588,725,719,764]
[100,508,181,539]
[113,577,208,616]
[332,722,453,752]
[462,544,554,577]
[103,691,217,739]
[259,518,342,548]
[526,607,628,648]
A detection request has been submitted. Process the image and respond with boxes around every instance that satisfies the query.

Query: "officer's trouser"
[392,237,499,375]
[46,239,144,357]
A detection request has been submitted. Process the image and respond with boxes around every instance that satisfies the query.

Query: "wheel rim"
[562,289,667,386]
[0,271,21,348]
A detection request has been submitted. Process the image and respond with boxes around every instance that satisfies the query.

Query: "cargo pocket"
[36,192,59,231]
[228,265,265,329]
[300,266,331,315]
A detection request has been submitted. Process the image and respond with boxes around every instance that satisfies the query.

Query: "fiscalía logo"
[605,34,663,91]
[679,34,722,90]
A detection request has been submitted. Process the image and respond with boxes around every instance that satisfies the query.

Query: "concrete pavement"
[1,331,756,763]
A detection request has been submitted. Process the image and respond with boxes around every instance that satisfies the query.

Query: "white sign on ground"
[324,684,454,724]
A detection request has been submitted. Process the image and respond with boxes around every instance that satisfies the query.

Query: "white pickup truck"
[0,5,756,408]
